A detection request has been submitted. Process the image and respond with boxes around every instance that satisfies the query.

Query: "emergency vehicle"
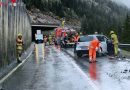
[35,30,43,44]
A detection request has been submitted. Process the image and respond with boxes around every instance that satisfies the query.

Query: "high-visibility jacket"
[49,35,52,41]
[11,0,16,3]
[74,36,80,42]
[111,33,118,44]
[16,38,23,50]
[55,28,62,38]
[89,39,100,50]
[63,32,67,37]
[62,21,65,28]
[11,0,16,6]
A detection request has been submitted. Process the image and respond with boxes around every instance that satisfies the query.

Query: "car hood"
[77,42,90,47]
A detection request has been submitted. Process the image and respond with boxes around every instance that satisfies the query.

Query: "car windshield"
[79,36,94,42]
[96,36,105,42]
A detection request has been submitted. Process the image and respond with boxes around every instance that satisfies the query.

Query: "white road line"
[42,43,45,60]
[35,44,39,64]
[60,51,100,90]
[0,51,33,84]
[70,61,100,90]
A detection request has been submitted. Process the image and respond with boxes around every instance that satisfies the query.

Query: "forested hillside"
[23,0,130,43]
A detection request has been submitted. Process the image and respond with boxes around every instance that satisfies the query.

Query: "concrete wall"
[0,0,31,68]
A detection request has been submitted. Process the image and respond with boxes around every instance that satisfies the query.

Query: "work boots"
[17,57,22,63]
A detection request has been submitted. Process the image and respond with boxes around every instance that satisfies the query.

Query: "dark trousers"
[74,43,76,53]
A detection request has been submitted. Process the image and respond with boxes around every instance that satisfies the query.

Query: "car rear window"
[36,34,43,40]
[79,36,94,42]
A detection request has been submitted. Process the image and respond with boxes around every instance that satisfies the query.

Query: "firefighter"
[110,31,119,56]
[49,34,52,45]
[62,20,65,28]
[74,33,80,52]
[16,33,24,63]
[89,39,100,63]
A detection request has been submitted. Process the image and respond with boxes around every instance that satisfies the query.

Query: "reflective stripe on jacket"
[16,38,23,50]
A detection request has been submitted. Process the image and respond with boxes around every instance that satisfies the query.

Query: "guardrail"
[119,44,130,46]
[119,44,130,51]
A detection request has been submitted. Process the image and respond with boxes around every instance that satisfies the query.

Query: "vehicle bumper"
[76,50,89,54]
[35,40,43,44]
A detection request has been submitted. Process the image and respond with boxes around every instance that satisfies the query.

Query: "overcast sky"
[114,0,130,8]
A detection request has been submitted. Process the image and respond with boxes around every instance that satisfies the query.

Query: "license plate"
[81,46,87,50]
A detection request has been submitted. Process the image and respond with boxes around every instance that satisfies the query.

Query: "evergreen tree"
[81,15,87,34]
[23,0,129,37]
[122,14,130,43]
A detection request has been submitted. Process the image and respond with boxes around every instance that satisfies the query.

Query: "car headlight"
[76,47,81,50]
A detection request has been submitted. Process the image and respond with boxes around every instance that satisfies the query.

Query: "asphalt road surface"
[2,44,130,90]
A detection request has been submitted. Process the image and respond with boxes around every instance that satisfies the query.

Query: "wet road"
[2,44,130,90]
[64,48,130,90]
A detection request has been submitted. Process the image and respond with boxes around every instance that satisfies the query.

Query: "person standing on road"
[89,39,100,63]
[49,34,52,45]
[110,31,119,57]
[44,36,48,46]
[55,28,62,49]
[63,33,68,48]
[107,40,114,58]
[62,19,65,28]
[74,32,80,52]
[16,33,24,63]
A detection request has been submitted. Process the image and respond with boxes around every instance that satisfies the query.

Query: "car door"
[96,36,107,53]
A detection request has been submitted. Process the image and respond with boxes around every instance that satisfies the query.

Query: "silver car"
[75,35,108,57]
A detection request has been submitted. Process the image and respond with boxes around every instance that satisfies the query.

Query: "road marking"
[0,51,33,84]
[42,43,45,61]
[71,62,99,90]
[60,50,100,90]
[35,44,39,64]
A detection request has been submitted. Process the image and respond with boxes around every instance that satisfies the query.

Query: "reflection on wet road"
[3,44,94,90]
[89,63,97,80]
[62,48,130,90]
[35,44,45,64]
[3,45,130,90]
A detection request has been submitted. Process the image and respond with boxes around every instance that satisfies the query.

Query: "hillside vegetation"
[23,0,130,43]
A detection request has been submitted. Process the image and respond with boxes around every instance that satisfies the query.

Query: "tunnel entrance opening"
[31,24,59,42]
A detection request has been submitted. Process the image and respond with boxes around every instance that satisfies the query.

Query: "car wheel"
[77,52,82,57]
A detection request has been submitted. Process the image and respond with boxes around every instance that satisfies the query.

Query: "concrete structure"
[31,23,59,41]
[0,0,31,69]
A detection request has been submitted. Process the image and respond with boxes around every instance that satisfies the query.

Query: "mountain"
[23,0,129,34]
